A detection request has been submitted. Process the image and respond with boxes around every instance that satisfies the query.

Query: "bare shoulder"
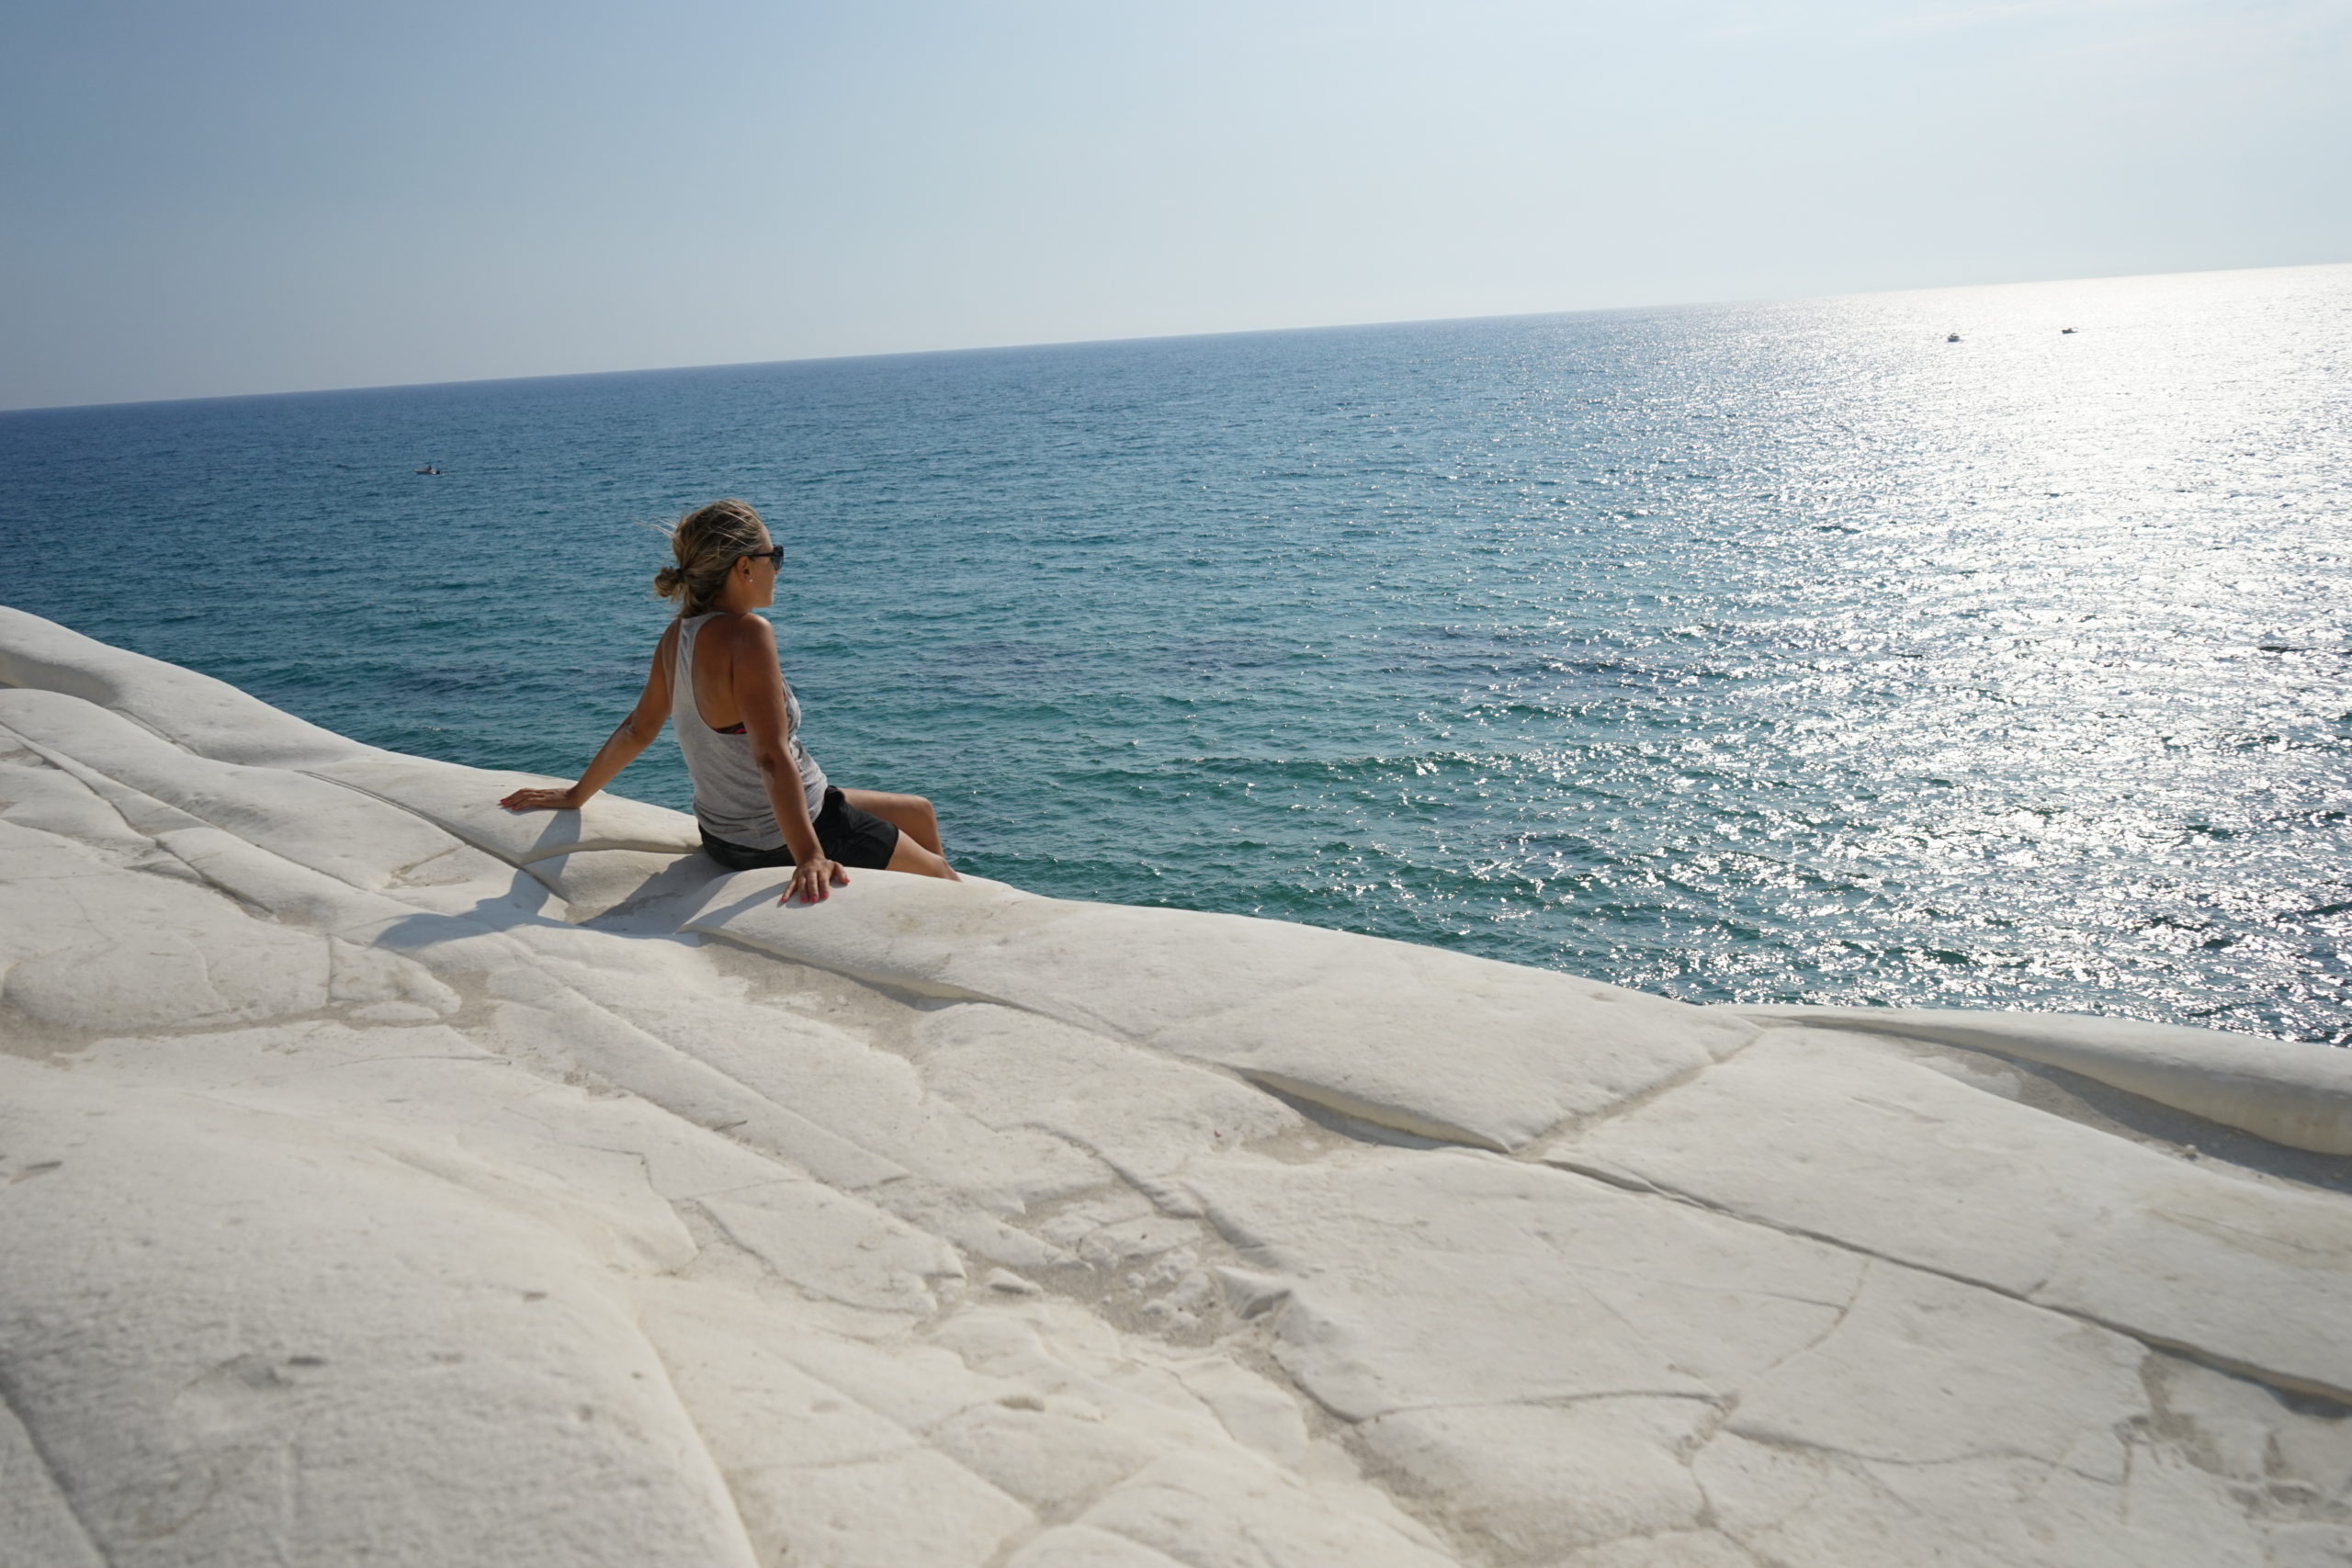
[710,610,776,653]
[707,612,779,691]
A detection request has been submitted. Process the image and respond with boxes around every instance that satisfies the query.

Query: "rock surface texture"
[4,604,2350,1568]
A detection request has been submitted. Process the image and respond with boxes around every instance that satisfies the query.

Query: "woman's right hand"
[783,855,850,906]
[501,784,582,812]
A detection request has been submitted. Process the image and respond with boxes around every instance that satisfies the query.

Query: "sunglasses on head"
[739,547,784,568]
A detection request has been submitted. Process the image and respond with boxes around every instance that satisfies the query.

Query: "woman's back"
[671,611,826,852]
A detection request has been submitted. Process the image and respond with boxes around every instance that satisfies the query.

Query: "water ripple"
[4,264,2347,1041]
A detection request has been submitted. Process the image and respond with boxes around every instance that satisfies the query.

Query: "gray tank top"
[672,612,828,850]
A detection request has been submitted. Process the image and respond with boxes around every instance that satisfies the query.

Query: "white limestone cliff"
[3,603,2349,1568]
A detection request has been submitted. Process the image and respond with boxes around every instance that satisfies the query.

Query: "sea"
[4,264,2347,1043]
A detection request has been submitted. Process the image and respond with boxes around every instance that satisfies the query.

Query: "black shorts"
[700,787,901,873]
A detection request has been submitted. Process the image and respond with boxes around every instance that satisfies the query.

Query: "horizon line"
[6,255,2346,420]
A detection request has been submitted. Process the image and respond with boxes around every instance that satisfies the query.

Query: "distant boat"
[2061,327,2077,334]
[1946,333,1962,343]
[414,465,442,476]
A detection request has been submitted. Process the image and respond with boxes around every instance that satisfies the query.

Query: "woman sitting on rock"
[499,499,957,903]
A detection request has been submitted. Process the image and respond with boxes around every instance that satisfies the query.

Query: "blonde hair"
[652,499,768,616]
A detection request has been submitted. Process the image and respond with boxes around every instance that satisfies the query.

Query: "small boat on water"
[2061,327,2077,334]
[414,465,442,476]
[1946,333,1962,343]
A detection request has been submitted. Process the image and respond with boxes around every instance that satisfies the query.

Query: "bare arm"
[499,621,677,812]
[729,615,847,905]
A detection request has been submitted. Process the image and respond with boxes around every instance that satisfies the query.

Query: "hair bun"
[656,499,764,615]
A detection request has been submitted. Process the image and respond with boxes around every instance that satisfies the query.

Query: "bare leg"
[885,833,959,880]
[842,789,946,855]
[842,788,959,880]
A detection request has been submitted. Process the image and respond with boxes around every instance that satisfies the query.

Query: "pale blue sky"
[4,0,2345,410]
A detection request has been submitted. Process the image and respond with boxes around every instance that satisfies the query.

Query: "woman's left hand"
[501,785,582,812]
[782,854,849,906]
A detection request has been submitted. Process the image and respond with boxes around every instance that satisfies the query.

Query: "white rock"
[0,1065,758,1568]
[328,935,463,1013]
[0,818,330,1031]
[1071,1450,1456,1568]
[0,690,510,899]
[638,1288,1037,1566]
[1724,1262,2146,1473]
[1732,1003,2352,1156]
[910,1001,1303,1184]
[8,607,2352,1568]
[1550,1027,2352,1400]
[1169,1356,1312,1467]
[1006,1526,1193,1567]
[0,605,368,768]
[0,731,164,861]
[1554,1533,1756,1568]
[0,1387,106,1568]
[701,1181,967,1314]
[1188,1150,1861,1417]
[683,872,1754,1150]
[1358,1399,1712,1558]
[305,753,705,863]
[2267,1525,2352,1568]
[549,968,1108,1220]
[525,848,713,920]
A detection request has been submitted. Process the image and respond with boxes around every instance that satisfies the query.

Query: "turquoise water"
[5,265,2348,1042]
